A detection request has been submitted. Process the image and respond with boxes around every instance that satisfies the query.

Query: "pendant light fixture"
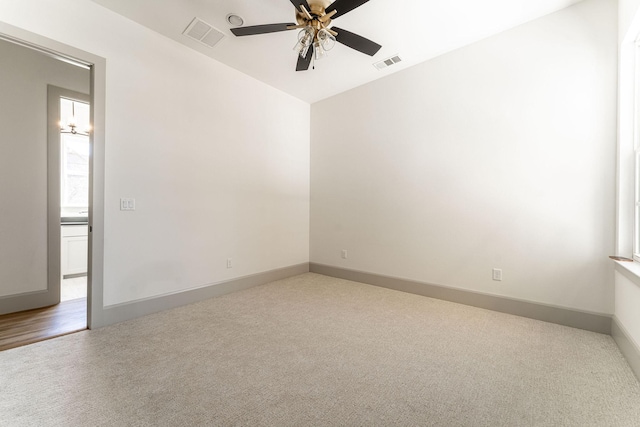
[60,100,90,136]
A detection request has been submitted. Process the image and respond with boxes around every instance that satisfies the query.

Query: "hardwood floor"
[0,298,87,351]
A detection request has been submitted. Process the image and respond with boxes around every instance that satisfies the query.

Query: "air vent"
[183,17,224,48]
[373,55,402,70]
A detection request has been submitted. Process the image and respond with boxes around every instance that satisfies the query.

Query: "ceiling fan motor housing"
[296,0,334,26]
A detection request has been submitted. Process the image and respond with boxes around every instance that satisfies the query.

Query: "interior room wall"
[0,39,89,298]
[0,0,310,306]
[615,271,640,345]
[311,0,617,314]
[615,0,640,353]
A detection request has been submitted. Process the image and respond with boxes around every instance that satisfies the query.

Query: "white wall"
[0,39,89,298]
[616,0,640,351]
[0,0,623,323]
[0,0,310,306]
[311,0,617,314]
[615,271,640,344]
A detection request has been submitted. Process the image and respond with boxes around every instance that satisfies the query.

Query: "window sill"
[614,260,640,289]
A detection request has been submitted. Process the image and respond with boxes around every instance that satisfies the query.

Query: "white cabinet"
[61,225,88,277]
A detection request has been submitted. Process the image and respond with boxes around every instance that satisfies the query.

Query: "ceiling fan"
[230,0,381,71]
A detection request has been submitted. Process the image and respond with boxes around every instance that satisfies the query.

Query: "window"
[59,98,90,212]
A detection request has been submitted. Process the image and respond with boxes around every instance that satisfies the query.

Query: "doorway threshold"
[0,298,87,351]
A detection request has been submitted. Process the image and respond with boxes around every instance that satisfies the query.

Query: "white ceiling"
[90,0,583,103]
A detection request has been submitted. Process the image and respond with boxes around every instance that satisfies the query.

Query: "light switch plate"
[120,198,135,211]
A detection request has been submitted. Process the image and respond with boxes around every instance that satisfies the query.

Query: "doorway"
[54,88,91,307]
[0,37,89,312]
[0,85,91,350]
[0,26,106,347]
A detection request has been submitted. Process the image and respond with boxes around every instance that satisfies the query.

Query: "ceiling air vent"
[183,17,224,48]
[373,55,402,71]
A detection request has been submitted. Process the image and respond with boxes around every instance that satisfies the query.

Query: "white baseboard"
[92,263,310,328]
[90,262,638,378]
[612,316,640,381]
[309,263,612,334]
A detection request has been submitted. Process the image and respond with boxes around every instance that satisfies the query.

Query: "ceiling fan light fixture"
[314,39,327,60]
[226,14,244,27]
[299,43,311,58]
[294,26,315,57]
[317,28,336,51]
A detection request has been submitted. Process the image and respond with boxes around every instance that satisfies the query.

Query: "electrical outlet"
[226,258,232,268]
[492,268,503,281]
[341,249,348,259]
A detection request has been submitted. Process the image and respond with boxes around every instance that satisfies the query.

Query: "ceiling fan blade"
[231,23,296,36]
[289,0,311,13]
[325,0,371,19]
[332,27,381,56]
[296,46,314,71]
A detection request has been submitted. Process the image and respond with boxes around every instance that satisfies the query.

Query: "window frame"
[633,39,640,262]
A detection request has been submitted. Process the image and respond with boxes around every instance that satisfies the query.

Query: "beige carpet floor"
[1,273,639,426]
